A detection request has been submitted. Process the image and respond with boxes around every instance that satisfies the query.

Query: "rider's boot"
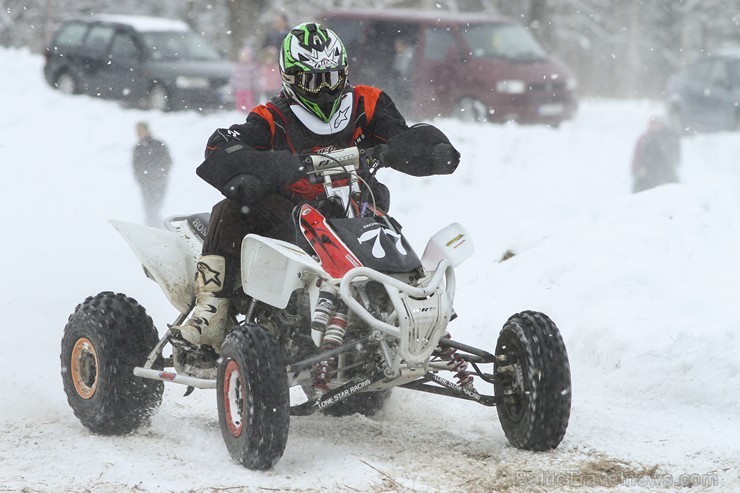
[173,254,231,353]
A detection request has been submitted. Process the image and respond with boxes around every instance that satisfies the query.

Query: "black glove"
[360,144,389,170]
[384,124,460,177]
[221,174,269,205]
[430,142,460,175]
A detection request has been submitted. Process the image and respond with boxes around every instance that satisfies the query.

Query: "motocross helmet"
[279,22,348,123]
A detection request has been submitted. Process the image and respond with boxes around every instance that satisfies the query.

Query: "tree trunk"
[528,0,549,43]
[226,0,267,60]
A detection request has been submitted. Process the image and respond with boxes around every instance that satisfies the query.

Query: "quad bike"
[61,146,571,470]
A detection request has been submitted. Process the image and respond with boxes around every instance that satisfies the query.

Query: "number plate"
[538,103,564,116]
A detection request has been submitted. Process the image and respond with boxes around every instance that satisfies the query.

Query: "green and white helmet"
[279,22,349,123]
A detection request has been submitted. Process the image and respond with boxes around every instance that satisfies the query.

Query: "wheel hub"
[70,337,98,399]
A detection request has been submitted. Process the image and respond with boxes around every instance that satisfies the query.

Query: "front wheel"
[147,84,170,111]
[494,311,571,450]
[217,323,290,470]
[60,292,163,434]
[457,97,489,123]
[55,72,79,94]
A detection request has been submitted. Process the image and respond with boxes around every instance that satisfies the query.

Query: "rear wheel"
[147,84,169,111]
[494,311,571,450]
[60,292,163,434]
[217,323,290,470]
[668,104,689,135]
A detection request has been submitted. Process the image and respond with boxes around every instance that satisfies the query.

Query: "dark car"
[667,50,740,133]
[320,9,578,125]
[43,14,234,111]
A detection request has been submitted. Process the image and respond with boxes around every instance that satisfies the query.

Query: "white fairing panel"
[110,220,200,313]
[420,222,474,272]
[241,234,327,309]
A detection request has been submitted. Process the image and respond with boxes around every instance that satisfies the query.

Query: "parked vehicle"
[667,50,740,133]
[60,145,572,470]
[43,14,234,111]
[319,9,578,125]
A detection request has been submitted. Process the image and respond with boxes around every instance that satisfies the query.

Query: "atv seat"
[164,213,211,242]
[186,213,210,242]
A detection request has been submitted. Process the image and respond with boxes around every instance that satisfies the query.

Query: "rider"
[173,22,461,353]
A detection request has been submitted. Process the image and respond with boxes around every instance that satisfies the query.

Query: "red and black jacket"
[196,85,407,203]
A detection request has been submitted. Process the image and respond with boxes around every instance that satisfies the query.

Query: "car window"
[461,23,546,60]
[327,19,366,47]
[110,32,139,61]
[84,25,115,58]
[140,31,220,61]
[54,22,88,48]
[729,60,740,85]
[423,27,456,61]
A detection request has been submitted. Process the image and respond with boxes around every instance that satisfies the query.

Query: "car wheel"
[55,72,79,95]
[147,84,170,111]
[668,105,689,135]
[457,97,489,123]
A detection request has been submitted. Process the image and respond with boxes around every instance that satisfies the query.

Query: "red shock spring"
[312,304,349,391]
[438,331,474,389]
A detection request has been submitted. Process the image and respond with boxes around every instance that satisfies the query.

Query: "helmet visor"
[297,68,346,93]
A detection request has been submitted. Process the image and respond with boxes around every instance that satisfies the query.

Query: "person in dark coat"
[133,122,172,226]
[631,117,681,193]
[262,12,290,49]
[171,22,461,354]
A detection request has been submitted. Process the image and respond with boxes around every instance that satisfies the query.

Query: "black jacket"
[133,137,172,182]
[196,85,459,204]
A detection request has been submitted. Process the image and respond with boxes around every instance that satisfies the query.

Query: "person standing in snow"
[230,46,260,113]
[631,116,681,193]
[132,122,172,227]
[262,12,290,50]
[257,45,282,102]
[170,22,461,354]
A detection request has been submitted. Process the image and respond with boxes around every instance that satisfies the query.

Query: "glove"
[430,142,460,175]
[384,124,460,177]
[360,144,389,170]
[221,173,269,205]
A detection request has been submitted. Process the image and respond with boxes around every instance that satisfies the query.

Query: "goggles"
[297,68,347,93]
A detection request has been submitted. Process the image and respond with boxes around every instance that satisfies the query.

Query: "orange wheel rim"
[70,337,98,399]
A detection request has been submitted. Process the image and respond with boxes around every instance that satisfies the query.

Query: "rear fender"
[109,220,200,313]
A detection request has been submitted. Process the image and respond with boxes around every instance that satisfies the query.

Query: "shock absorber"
[312,301,349,392]
[436,331,475,390]
[310,284,337,346]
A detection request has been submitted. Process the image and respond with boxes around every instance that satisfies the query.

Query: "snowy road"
[1,48,739,492]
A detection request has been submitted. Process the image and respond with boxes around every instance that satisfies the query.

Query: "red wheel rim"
[223,359,244,437]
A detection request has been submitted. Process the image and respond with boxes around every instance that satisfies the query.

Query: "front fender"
[241,234,328,309]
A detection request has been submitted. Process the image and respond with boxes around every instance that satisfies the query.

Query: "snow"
[2,46,739,492]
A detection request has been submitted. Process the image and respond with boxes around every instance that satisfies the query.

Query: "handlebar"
[302,145,387,217]
[304,146,363,182]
